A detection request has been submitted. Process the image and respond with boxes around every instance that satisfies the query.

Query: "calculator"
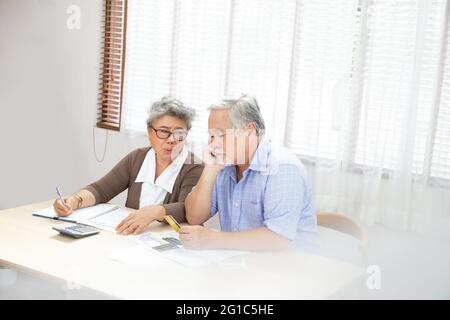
[52,224,100,238]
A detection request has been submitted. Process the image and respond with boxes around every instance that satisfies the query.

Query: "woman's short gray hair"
[146,96,196,130]
[208,94,266,136]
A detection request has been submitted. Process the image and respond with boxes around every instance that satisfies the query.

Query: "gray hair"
[208,94,266,136]
[146,96,196,130]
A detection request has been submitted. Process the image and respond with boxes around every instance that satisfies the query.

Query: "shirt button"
[234,202,239,207]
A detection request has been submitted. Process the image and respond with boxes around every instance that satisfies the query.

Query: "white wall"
[0,0,145,209]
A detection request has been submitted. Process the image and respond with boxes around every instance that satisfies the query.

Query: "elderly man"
[182,95,318,252]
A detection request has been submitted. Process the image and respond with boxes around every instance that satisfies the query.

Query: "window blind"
[122,0,297,146]
[122,0,230,144]
[351,0,450,181]
[97,0,128,131]
[430,0,450,182]
[284,0,360,161]
[120,0,450,182]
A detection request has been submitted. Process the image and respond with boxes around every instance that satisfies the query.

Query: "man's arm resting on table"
[180,226,290,251]
[211,227,290,251]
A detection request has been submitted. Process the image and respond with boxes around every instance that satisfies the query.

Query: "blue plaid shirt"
[210,139,319,252]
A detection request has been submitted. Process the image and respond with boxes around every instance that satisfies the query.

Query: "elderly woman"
[53,97,204,235]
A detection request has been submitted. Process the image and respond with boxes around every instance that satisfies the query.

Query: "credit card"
[164,215,181,232]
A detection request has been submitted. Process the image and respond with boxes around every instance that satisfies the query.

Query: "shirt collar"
[248,138,271,172]
[135,146,189,193]
[223,165,237,182]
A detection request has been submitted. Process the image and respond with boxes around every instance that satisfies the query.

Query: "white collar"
[135,147,189,193]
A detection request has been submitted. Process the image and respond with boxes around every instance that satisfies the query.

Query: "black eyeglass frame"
[149,126,188,141]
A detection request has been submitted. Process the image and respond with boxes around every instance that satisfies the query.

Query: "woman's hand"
[116,205,165,235]
[53,197,77,217]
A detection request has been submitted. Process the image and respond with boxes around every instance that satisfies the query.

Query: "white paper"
[160,248,246,267]
[84,207,130,232]
[128,231,167,247]
[33,203,120,223]
[105,245,172,269]
[128,230,181,248]
[126,231,246,267]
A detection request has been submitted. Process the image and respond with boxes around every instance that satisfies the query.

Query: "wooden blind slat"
[100,102,123,110]
[97,0,127,131]
[97,110,121,119]
[97,113,121,121]
[102,58,122,64]
[99,83,121,91]
[100,49,123,56]
[100,79,122,87]
[99,108,121,115]
[101,96,120,104]
[101,63,122,71]
[100,90,121,98]
[97,116,120,124]
[99,85,121,93]
[101,49,122,56]
[101,72,122,80]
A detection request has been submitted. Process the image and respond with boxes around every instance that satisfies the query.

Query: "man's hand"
[179,225,217,250]
[203,146,226,170]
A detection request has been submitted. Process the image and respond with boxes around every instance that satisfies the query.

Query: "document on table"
[129,230,179,247]
[84,207,130,232]
[106,243,245,268]
[32,203,120,223]
[105,245,174,269]
[33,203,131,232]
[124,231,246,267]
[160,248,246,267]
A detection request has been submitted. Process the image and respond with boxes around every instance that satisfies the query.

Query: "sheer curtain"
[301,0,450,235]
[122,0,450,235]
[122,0,295,145]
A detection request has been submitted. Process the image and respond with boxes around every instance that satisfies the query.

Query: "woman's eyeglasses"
[149,126,188,141]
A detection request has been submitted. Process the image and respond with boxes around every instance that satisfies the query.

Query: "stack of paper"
[33,204,120,223]
[33,204,131,232]
[85,207,130,232]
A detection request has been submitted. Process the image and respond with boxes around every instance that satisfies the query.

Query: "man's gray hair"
[208,94,266,136]
[146,96,196,130]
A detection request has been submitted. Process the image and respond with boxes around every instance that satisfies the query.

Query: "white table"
[0,201,364,299]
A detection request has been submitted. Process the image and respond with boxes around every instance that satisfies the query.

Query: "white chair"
[317,212,368,267]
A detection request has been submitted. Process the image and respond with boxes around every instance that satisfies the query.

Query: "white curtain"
[122,0,450,235]
[299,0,450,235]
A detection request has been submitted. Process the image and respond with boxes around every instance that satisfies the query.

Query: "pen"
[55,187,69,209]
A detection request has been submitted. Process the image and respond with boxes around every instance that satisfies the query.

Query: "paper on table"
[130,230,179,244]
[128,231,167,247]
[160,248,246,267]
[32,203,120,223]
[105,245,173,269]
[84,207,130,232]
[130,230,246,266]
